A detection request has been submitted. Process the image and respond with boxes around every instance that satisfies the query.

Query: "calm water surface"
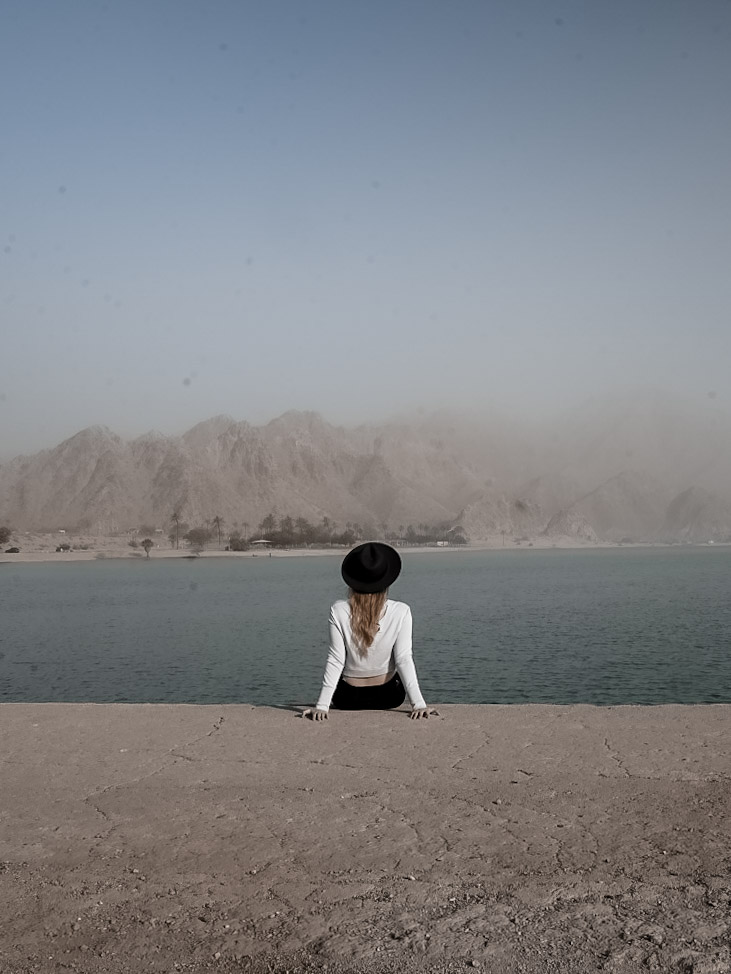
[1,547,730,705]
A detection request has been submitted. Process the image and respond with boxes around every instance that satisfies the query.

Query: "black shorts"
[330,673,406,711]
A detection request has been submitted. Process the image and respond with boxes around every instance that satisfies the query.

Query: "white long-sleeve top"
[316,599,427,712]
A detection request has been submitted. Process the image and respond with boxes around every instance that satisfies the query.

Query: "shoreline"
[1,535,723,565]
[1,702,729,974]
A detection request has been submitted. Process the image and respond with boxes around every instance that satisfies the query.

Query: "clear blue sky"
[2,0,730,457]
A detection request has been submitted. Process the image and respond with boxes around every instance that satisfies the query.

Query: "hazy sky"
[2,0,730,458]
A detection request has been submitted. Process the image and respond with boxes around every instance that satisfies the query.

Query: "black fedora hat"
[341,542,401,594]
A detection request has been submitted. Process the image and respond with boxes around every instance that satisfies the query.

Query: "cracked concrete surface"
[1,703,730,974]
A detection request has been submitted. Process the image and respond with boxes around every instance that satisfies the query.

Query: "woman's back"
[330,598,412,678]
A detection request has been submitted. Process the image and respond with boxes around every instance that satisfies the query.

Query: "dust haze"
[2,387,731,547]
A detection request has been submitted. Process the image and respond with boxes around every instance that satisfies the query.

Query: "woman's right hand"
[303,707,329,721]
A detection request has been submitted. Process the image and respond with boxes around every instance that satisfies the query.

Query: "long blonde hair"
[348,588,388,655]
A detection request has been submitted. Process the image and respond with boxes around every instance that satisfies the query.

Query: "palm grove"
[167,512,467,550]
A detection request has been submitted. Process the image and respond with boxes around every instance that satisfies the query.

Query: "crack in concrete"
[450,738,491,770]
[80,715,228,813]
[67,716,231,859]
[601,736,632,778]
[450,793,607,878]
[311,760,413,772]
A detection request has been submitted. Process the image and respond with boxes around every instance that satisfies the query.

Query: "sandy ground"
[1,704,729,974]
[0,542,344,564]
[0,534,653,564]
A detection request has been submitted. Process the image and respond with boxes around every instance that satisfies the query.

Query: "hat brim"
[341,543,401,594]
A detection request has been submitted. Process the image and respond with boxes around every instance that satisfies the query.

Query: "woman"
[306,541,432,720]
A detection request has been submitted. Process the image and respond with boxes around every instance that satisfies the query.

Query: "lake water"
[1,547,730,706]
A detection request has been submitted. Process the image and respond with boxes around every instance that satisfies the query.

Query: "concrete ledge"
[1,704,730,974]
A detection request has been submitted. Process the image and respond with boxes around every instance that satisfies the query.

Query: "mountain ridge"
[2,399,731,542]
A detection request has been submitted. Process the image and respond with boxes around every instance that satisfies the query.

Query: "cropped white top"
[315,599,427,712]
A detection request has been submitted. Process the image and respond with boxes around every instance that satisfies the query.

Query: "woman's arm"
[393,607,427,711]
[314,607,347,713]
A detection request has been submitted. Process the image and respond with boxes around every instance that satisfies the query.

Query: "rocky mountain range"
[1,392,730,543]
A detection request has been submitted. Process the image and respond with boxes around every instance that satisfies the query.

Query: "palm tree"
[279,515,294,542]
[171,510,181,550]
[260,513,276,537]
[212,515,224,547]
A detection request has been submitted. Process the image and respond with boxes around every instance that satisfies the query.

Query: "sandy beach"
[1,704,729,974]
[0,534,647,565]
